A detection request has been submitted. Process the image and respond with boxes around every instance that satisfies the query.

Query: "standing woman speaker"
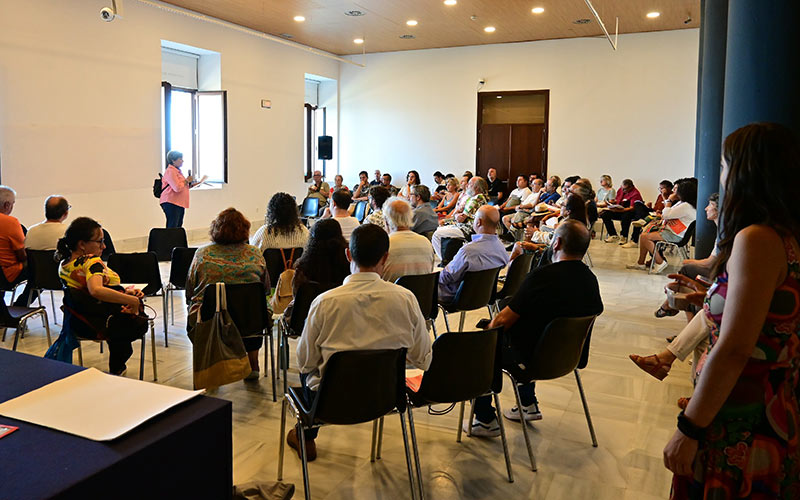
[160,150,198,228]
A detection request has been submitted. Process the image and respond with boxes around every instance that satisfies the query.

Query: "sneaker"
[621,241,638,248]
[604,235,619,243]
[244,370,260,381]
[653,259,669,274]
[631,219,647,228]
[463,417,501,438]
[626,263,648,270]
[503,402,543,422]
[618,237,628,245]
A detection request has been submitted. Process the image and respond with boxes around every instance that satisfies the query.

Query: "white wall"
[0,0,338,240]
[339,29,699,202]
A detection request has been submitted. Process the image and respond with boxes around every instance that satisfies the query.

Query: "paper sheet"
[0,368,204,441]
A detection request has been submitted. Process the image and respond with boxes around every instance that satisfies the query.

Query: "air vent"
[280,33,294,39]
[399,34,416,39]
[573,18,592,24]
[345,10,365,16]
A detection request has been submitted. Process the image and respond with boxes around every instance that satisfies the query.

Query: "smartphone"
[475,318,491,329]
[695,275,712,287]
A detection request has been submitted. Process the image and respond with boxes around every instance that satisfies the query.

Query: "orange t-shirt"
[0,213,25,282]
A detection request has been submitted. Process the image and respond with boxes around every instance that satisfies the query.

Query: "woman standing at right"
[160,150,196,228]
[664,123,800,499]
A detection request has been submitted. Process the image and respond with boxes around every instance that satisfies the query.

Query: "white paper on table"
[0,368,204,441]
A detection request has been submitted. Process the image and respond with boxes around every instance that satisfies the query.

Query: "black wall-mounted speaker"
[318,136,333,160]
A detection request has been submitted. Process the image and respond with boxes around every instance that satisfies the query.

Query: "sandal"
[628,353,671,381]
[677,397,691,410]
[655,306,680,318]
[665,335,677,343]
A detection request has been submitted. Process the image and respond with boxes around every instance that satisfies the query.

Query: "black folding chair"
[107,252,168,347]
[264,248,304,291]
[165,247,197,325]
[395,272,440,338]
[503,315,599,471]
[438,266,502,332]
[277,281,328,395]
[299,197,319,226]
[101,228,116,261]
[1,299,51,352]
[353,200,369,222]
[147,227,188,261]
[200,282,277,400]
[277,348,417,500]
[649,220,697,274]
[439,237,465,268]
[26,249,63,325]
[493,254,534,314]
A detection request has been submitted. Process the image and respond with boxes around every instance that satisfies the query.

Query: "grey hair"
[471,176,488,194]
[0,186,16,206]
[382,196,413,231]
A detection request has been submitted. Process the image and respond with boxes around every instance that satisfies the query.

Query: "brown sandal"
[677,397,691,410]
[628,353,671,381]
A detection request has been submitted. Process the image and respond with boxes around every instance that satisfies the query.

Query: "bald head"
[474,204,500,235]
[552,219,591,261]
[383,197,413,231]
[45,196,69,221]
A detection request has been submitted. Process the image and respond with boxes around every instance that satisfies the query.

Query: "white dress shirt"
[297,272,433,390]
[382,230,435,283]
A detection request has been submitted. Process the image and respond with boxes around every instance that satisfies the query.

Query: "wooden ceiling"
[161,0,701,56]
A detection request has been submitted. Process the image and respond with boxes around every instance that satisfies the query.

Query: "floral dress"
[671,237,800,499]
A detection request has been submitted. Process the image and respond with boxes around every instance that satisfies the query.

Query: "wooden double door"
[477,123,547,185]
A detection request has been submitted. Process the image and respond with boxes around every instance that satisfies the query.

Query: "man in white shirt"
[319,190,359,242]
[25,195,69,250]
[497,175,532,215]
[382,197,435,282]
[288,224,433,461]
[502,178,544,234]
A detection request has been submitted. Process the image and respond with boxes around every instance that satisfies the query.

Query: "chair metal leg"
[467,399,475,438]
[493,393,515,482]
[456,401,465,443]
[11,320,23,351]
[161,292,169,348]
[574,370,598,447]
[297,420,312,500]
[399,412,419,500]
[277,397,288,481]
[370,419,379,462]
[439,305,451,332]
[150,320,158,381]
[376,415,385,459]
[42,311,51,346]
[407,406,424,500]
[458,311,465,332]
[49,290,59,325]
[508,375,537,471]
[1,326,6,342]
[269,332,277,402]
[77,343,84,366]
[139,332,146,381]
[100,340,104,353]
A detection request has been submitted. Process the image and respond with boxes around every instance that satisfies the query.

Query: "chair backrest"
[440,237,465,267]
[107,252,162,296]
[497,253,533,300]
[169,247,197,289]
[147,227,188,261]
[353,200,369,222]
[452,266,502,311]
[395,272,439,321]
[27,249,62,291]
[300,197,320,218]
[678,220,696,248]
[287,281,328,335]
[519,315,597,381]
[200,282,271,336]
[312,348,407,425]
[263,248,304,289]
[415,328,500,404]
[101,229,116,261]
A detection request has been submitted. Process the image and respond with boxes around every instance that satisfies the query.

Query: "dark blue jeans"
[474,382,536,424]
[161,202,185,228]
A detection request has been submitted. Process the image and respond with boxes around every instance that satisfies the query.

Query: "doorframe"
[475,89,550,178]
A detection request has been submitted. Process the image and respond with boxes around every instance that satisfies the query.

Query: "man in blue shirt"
[438,205,509,304]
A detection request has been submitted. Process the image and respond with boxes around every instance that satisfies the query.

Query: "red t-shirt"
[0,213,25,281]
[614,187,643,208]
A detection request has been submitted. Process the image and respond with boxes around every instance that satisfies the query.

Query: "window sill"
[193,182,224,191]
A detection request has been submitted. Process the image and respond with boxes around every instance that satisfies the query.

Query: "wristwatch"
[677,411,707,440]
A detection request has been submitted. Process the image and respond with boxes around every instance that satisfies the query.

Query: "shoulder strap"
[279,248,295,270]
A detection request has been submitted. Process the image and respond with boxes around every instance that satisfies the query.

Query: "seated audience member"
[431,184,448,205]
[467,220,603,435]
[463,170,474,180]
[503,178,545,236]
[627,178,697,273]
[186,208,270,380]
[446,175,472,216]
[306,170,330,207]
[321,190,360,242]
[521,177,562,229]
[432,171,446,186]
[381,173,399,196]
[570,179,598,227]
[486,168,505,203]
[363,185,391,232]
[435,178,461,215]
[399,170,421,199]
[58,217,146,376]
[439,205,509,304]
[539,176,561,206]
[25,195,70,251]
[251,192,310,252]
[497,175,532,215]
[445,173,456,180]
[409,185,439,235]
[599,178,643,244]
[431,177,489,259]
[596,175,615,207]
[382,198,435,282]
[623,179,674,247]
[289,224,433,460]
[352,170,371,201]
[330,174,348,194]
[508,193,588,261]
[0,186,33,305]
[370,169,382,187]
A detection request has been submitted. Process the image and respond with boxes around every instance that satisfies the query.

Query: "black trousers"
[601,210,635,238]
[629,201,654,243]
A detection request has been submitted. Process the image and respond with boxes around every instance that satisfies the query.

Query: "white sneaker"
[653,260,669,274]
[621,241,638,248]
[463,417,501,438]
[604,235,619,243]
[503,402,542,422]
[631,219,647,228]
[626,263,648,270]
[618,237,628,245]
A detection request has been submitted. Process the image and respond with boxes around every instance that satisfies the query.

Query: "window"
[161,44,227,184]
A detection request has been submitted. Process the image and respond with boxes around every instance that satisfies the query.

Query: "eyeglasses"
[89,238,105,245]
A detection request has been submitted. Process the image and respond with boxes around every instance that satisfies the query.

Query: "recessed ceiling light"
[354,38,364,44]
[496,95,503,99]
[344,10,365,17]
[293,15,305,22]
[646,11,660,18]
[399,34,416,39]
[484,26,496,33]
[444,0,457,5]
[532,7,544,14]
[406,20,418,26]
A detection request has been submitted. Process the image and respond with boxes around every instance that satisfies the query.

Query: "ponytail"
[55,217,101,262]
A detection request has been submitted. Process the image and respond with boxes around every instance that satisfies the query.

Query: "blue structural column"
[693,0,728,258]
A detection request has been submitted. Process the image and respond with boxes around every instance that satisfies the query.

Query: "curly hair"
[210,208,250,245]
[265,192,301,236]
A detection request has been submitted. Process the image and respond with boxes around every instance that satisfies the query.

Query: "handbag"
[188,283,252,389]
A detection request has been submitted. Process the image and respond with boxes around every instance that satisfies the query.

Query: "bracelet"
[677,411,706,440]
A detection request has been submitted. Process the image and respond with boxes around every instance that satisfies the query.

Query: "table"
[0,349,232,500]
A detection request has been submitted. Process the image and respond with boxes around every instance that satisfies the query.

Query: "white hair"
[382,196,413,231]
[0,186,16,206]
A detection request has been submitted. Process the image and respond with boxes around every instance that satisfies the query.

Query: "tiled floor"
[2,238,693,499]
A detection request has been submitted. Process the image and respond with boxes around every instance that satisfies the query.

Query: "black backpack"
[153,173,163,198]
